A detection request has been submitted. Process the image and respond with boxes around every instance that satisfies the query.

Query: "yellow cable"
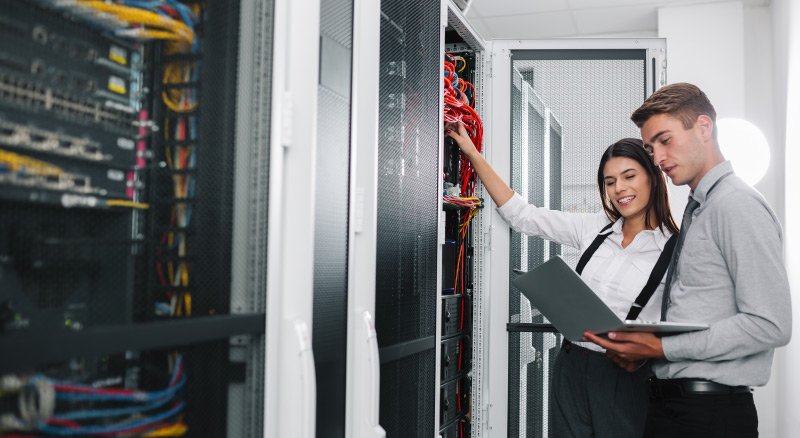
[457,56,466,73]
[105,199,149,209]
[77,1,195,43]
[0,149,63,176]
[184,293,191,316]
[172,175,182,198]
[162,62,199,112]
[142,422,188,437]
[181,263,188,287]
[165,146,174,169]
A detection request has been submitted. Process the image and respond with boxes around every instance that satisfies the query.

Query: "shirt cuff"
[661,332,693,361]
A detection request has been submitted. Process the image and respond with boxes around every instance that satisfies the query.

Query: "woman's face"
[603,156,652,222]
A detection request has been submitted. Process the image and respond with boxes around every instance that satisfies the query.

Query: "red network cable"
[443,53,483,197]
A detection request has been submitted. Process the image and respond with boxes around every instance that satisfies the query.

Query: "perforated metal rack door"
[507,49,646,438]
[375,0,440,436]
[313,0,353,436]
[509,68,551,438]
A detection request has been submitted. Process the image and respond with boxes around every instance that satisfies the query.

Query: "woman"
[446,121,679,438]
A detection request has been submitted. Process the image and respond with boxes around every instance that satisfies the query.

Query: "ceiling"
[464,0,770,39]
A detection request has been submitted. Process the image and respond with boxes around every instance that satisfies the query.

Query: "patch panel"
[0,72,135,132]
[0,110,138,169]
[0,167,94,194]
[0,148,105,196]
[0,36,139,111]
[0,1,137,73]
[0,120,110,162]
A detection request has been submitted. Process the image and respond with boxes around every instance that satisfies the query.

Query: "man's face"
[641,113,707,190]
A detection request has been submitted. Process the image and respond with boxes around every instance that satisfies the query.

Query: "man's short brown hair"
[631,82,717,139]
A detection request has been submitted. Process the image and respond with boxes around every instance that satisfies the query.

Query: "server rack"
[0,1,279,436]
[364,2,492,436]
[438,5,488,437]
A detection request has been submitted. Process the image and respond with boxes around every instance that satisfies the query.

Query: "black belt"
[648,377,751,398]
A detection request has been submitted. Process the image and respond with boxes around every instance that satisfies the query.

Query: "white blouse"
[497,193,675,352]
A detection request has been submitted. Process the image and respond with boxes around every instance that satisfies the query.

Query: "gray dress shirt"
[652,161,792,386]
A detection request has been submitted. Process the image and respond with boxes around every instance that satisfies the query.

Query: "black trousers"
[550,342,650,438]
[644,392,758,438]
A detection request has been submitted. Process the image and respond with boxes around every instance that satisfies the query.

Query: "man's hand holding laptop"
[584,331,665,372]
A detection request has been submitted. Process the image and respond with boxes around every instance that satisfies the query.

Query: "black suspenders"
[576,223,678,321]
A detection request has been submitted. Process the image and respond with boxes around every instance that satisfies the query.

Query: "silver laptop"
[512,256,708,342]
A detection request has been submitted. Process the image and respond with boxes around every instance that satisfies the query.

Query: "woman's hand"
[445,121,478,157]
[443,120,515,207]
[606,351,648,372]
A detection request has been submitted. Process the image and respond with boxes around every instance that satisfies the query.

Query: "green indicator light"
[14,313,21,321]
[65,319,72,326]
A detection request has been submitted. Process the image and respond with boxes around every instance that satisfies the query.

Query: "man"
[584,82,791,437]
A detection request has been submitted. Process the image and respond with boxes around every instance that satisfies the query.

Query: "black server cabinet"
[374,0,441,436]
[0,1,270,436]
[440,26,481,435]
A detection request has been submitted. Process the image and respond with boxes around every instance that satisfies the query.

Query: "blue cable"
[39,401,184,436]
[52,393,173,421]
[54,374,185,402]
[155,302,171,313]
[53,355,183,402]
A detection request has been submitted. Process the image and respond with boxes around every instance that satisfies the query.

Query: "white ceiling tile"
[465,0,769,39]
[572,5,658,35]
[481,11,578,39]
[466,16,494,39]
[476,0,570,18]
[567,0,663,9]
[465,2,482,18]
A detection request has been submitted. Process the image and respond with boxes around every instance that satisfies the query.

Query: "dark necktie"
[660,196,701,320]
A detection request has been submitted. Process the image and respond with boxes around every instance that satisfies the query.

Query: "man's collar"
[690,161,734,205]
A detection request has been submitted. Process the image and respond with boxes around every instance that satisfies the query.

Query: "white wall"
[658,2,792,436]
[772,0,800,436]
[658,2,745,219]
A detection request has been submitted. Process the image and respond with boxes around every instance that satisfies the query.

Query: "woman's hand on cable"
[445,121,478,157]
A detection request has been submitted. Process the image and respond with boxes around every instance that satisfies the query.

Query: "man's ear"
[695,114,714,141]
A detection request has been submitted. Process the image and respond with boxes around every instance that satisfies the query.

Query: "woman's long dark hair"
[596,138,679,235]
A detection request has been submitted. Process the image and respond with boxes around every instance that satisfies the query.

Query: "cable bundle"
[446,198,481,298]
[443,54,483,197]
[0,355,187,437]
[442,195,481,210]
[153,0,201,326]
[70,1,196,48]
[154,110,197,318]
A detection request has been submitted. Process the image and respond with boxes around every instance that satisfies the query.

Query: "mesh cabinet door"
[486,39,665,438]
[313,0,354,436]
[374,0,441,436]
[509,48,650,438]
